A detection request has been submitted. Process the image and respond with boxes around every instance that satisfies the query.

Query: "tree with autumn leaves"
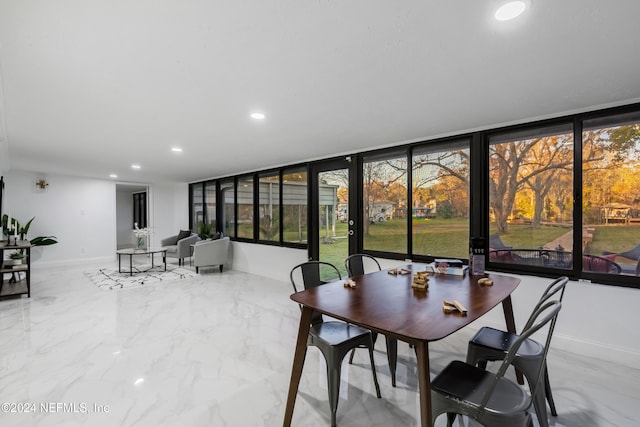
[490,123,640,234]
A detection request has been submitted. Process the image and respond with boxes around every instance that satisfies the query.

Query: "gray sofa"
[193,236,231,273]
[161,232,200,266]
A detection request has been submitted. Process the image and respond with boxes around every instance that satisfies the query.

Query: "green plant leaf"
[21,217,35,236]
[30,236,58,246]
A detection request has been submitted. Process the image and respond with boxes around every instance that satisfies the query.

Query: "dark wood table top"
[290,264,520,343]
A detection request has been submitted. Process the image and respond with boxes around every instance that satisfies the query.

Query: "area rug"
[85,264,197,290]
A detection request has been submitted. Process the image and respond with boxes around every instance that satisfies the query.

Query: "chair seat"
[471,326,544,358]
[310,321,372,346]
[432,360,530,414]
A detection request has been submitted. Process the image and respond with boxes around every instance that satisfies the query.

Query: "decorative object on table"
[85,264,197,290]
[469,237,486,275]
[434,258,467,276]
[411,271,430,290]
[387,267,411,275]
[442,299,467,315]
[343,278,356,288]
[133,222,151,250]
[478,277,494,286]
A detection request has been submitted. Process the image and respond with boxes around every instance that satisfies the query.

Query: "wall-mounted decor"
[34,176,49,193]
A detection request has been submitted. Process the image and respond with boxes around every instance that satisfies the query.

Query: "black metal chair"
[344,254,399,387]
[432,300,562,427]
[290,261,381,427]
[466,276,568,427]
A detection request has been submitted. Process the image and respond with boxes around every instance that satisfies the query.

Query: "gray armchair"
[161,232,200,266]
[193,237,230,273]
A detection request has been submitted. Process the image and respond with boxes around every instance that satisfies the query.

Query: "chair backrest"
[344,254,381,277]
[290,261,342,325]
[479,300,562,415]
[527,276,568,323]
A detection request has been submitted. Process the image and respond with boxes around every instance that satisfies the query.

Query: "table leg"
[151,252,155,268]
[283,307,312,427]
[385,336,398,387]
[414,341,433,427]
[129,254,133,276]
[118,254,122,273]
[163,252,167,272]
[502,295,525,384]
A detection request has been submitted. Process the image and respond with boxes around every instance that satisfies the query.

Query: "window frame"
[188,102,640,289]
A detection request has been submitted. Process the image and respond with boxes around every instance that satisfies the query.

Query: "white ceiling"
[1,1,639,184]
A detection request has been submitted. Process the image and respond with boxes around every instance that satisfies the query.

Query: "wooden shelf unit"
[1,240,31,298]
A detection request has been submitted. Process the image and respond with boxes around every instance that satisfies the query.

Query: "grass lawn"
[263,217,640,275]
[588,225,640,255]
[490,224,570,249]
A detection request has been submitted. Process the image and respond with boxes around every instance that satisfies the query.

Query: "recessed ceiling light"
[171,147,183,153]
[131,163,141,170]
[109,174,118,179]
[134,378,145,386]
[250,112,265,120]
[495,1,528,21]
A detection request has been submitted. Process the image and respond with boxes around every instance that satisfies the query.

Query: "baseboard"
[463,322,640,370]
[30,256,114,269]
[550,334,640,369]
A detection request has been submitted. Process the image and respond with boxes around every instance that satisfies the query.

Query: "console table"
[0,240,31,298]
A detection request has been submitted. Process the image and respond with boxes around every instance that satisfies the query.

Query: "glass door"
[310,158,356,277]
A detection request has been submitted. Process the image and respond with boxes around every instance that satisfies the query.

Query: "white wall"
[4,170,188,263]
[231,241,308,282]
[230,241,640,369]
[5,170,116,263]
[149,182,189,247]
[0,142,8,176]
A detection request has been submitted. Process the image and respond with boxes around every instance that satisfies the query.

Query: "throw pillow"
[177,229,192,242]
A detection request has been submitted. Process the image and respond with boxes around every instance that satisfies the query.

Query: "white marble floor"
[0,261,638,427]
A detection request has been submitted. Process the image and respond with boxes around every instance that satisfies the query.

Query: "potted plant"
[197,222,213,240]
[1,214,58,247]
[8,251,26,265]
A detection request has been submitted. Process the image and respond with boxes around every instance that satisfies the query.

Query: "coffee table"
[116,247,167,276]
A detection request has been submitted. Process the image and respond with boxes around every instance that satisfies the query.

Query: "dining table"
[283,263,521,427]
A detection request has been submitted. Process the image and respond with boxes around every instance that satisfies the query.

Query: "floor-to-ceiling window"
[488,124,574,270]
[204,180,216,231]
[412,140,470,260]
[220,180,236,238]
[259,172,280,242]
[362,150,408,254]
[236,175,254,239]
[582,111,640,275]
[188,103,640,288]
[282,167,308,244]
